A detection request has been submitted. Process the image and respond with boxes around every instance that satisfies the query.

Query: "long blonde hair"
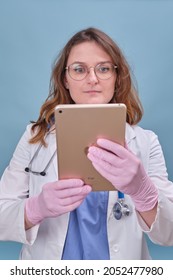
[30,27,143,145]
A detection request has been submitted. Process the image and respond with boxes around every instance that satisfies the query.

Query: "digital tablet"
[55,103,126,191]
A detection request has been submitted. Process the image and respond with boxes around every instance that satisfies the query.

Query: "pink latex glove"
[87,139,158,212]
[25,179,92,225]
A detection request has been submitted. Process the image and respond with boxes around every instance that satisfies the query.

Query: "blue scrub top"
[62,191,110,260]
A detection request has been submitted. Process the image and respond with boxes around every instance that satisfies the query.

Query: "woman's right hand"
[25,179,92,228]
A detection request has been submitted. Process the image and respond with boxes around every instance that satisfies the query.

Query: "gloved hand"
[25,179,92,225]
[87,139,158,212]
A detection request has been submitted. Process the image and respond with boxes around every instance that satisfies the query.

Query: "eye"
[98,64,111,73]
[72,65,86,74]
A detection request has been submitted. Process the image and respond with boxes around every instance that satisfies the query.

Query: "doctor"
[1,27,173,260]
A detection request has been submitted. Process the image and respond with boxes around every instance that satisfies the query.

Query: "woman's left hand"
[87,138,158,212]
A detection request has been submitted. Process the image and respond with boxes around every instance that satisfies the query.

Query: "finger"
[61,195,87,207]
[88,153,121,176]
[50,179,85,190]
[97,138,128,158]
[62,198,87,213]
[91,162,118,189]
[57,184,92,199]
[59,186,91,206]
[88,146,120,166]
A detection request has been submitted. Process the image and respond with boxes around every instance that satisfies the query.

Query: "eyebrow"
[70,60,112,65]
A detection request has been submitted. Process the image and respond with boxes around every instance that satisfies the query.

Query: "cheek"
[67,81,83,102]
[110,77,117,93]
[68,82,81,93]
[104,79,116,94]
[66,78,77,91]
[104,79,116,101]
[65,73,81,89]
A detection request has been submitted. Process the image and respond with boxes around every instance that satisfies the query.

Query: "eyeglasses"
[65,62,117,81]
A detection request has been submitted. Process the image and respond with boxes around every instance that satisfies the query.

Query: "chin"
[82,97,111,104]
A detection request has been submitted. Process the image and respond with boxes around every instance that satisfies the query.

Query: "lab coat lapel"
[48,130,58,178]
[125,123,136,144]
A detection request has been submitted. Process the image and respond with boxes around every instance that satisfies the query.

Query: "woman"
[0,27,173,260]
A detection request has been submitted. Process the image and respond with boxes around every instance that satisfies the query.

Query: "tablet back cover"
[55,104,126,191]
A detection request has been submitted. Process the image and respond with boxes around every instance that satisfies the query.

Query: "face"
[65,41,117,104]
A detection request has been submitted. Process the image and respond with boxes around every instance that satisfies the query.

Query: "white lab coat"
[0,123,173,260]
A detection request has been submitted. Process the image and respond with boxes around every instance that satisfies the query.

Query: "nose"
[86,67,99,84]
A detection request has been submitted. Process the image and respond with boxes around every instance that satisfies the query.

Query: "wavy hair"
[30,27,143,145]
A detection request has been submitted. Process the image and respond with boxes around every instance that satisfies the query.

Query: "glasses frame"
[65,62,118,81]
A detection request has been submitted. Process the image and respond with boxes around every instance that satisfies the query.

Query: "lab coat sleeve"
[137,130,173,245]
[0,125,39,244]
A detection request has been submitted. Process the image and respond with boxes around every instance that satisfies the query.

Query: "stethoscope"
[113,191,131,220]
[25,127,131,220]
[25,131,56,176]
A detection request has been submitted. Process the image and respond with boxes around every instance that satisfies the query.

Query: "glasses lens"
[68,64,87,80]
[95,63,115,80]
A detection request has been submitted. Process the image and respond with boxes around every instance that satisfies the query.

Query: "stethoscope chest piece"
[113,195,131,220]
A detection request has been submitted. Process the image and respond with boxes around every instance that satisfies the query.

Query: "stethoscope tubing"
[25,131,56,176]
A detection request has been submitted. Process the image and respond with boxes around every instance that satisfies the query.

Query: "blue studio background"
[0,0,173,259]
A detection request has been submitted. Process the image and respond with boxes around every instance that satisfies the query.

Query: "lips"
[83,90,101,94]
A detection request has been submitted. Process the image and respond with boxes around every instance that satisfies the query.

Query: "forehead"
[67,41,112,65]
